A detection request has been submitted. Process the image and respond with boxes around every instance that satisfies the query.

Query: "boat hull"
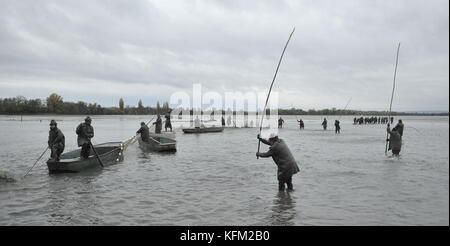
[46,142,124,174]
[138,137,176,152]
[182,127,224,134]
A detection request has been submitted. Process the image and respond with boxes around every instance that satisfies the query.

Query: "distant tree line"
[0,94,170,115]
[0,94,447,116]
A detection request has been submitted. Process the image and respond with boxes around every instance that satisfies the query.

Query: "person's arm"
[48,133,52,147]
[257,148,274,158]
[137,127,143,134]
[257,134,271,146]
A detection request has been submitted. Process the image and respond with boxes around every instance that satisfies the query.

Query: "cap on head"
[141,122,145,125]
[85,116,92,122]
[269,132,278,139]
[399,119,402,123]
[50,120,57,126]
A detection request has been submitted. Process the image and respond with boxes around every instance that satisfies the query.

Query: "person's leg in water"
[286,176,294,191]
[392,149,400,156]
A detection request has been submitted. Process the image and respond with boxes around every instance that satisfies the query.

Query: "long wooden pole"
[257,28,295,159]
[385,43,401,155]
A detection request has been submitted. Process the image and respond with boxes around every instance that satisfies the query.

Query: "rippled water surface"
[0,115,448,225]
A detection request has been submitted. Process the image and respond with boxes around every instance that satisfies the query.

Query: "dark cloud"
[0,0,448,110]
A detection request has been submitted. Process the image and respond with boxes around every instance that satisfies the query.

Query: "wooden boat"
[138,136,176,152]
[46,142,124,174]
[182,126,225,134]
[149,132,176,139]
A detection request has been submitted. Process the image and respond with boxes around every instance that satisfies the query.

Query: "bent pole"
[385,42,401,155]
[338,97,352,121]
[257,27,295,159]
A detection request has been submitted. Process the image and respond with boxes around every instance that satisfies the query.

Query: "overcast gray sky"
[0,0,448,111]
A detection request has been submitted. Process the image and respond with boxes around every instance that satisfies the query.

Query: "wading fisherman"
[394,119,404,137]
[165,110,172,132]
[137,122,150,143]
[386,123,402,156]
[334,120,341,134]
[221,116,226,127]
[153,114,162,134]
[321,118,328,130]
[76,117,94,159]
[297,119,304,130]
[278,117,285,129]
[48,120,65,161]
[256,133,300,191]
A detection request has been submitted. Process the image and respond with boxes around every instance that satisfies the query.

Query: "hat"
[49,120,57,126]
[269,132,278,139]
[141,122,145,125]
[85,116,92,122]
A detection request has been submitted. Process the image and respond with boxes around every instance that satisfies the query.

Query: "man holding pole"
[48,120,65,162]
[256,132,300,191]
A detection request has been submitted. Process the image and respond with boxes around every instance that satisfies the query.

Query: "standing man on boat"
[48,120,65,161]
[221,116,226,127]
[334,120,341,134]
[153,115,162,134]
[322,118,328,130]
[386,123,402,156]
[137,122,150,143]
[165,110,173,132]
[256,133,300,192]
[76,117,94,159]
[227,115,232,126]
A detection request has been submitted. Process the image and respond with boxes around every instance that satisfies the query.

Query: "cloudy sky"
[0,0,448,111]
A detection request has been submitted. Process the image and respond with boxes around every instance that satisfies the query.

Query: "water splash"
[0,170,20,182]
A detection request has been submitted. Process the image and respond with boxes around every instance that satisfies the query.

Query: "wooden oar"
[89,140,104,167]
[23,146,49,178]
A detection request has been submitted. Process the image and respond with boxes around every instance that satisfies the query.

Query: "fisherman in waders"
[48,120,65,162]
[297,119,304,130]
[395,119,404,137]
[137,122,150,143]
[386,123,402,156]
[256,133,300,192]
[221,116,225,127]
[334,120,341,134]
[164,110,172,132]
[76,117,94,159]
[278,117,284,129]
[322,118,327,130]
[153,114,162,134]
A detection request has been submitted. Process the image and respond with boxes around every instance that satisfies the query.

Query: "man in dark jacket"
[221,116,226,127]
[164,110,172,132]
[137,122,150,142]
[278,117,284,129]
[387,124,402,156]
[297,119,304,130]
[334,120,341,134]
[153,114,162,134]
[76,116,94,159]
[256,133,300,191]
[395,119,404,137]
[322,118,327,130]
[48,120,65,161]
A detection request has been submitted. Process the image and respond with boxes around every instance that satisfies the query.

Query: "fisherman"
[153,114,162,134]
[386,123,402,156]
[297,119,304,130]
[321,118,328,130]
[76,117,94,159]
[278,117,284,129]
[390,117,394,124]
[194,116,201,128]
[256,133,300,192]
[164,110,172,132]
[221,116,226,127]
[334,120,341,134]
[395,119,404,137]
[227,115,232,126]
[136,122,150,143]
[48,120,65,161]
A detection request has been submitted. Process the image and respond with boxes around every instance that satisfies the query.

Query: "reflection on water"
[269,192,296,226]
